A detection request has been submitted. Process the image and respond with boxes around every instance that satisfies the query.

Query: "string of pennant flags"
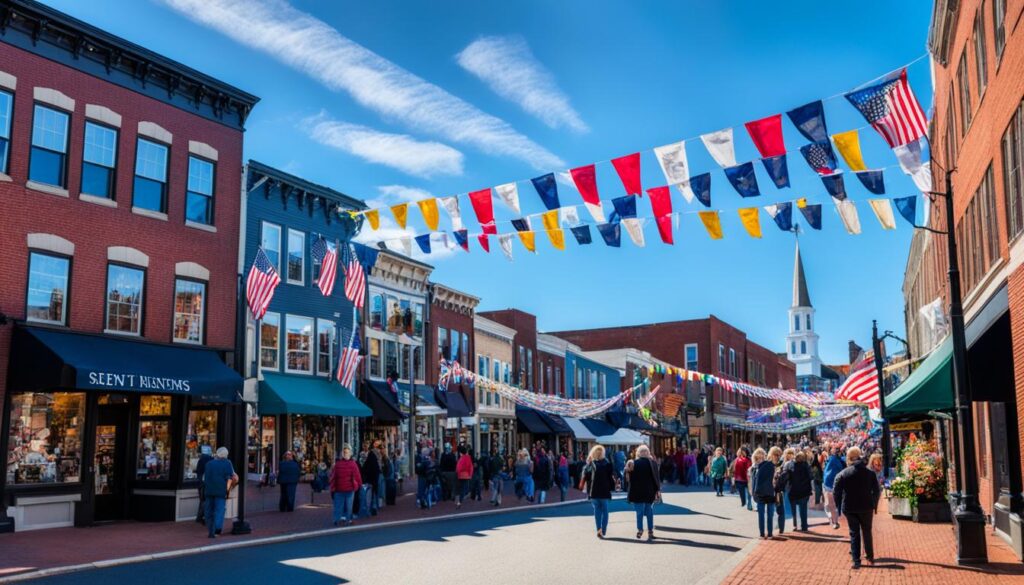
[349,61,932,259]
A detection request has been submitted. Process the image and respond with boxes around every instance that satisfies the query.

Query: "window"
[261,222,281,273]
[800,341,807,354]
[449,329,460,363]
[369,338,382,378]
[493,360,501,382]
[370,293,384,330]
[599,374,606,399]
[958,165,1000,293]
[993,0,1007,58]
[791,341,797,355]
[957,50,972,135]
[173,279,205,344]
[718,344,725,373]
[385,295,403,333]
[503,362,511,385]
[133,138,168,212]
[284,315,313,373]
[413,303,425,337]
[384,340,398,378]
[794,315,800,331]
[728,348,736,377]
[806,314,811,330]
[685,344,698,370]
[974,12,988,96]
[946,85,958,169]
[1003,101,1024,240]
[438,327,449,361]
[260,312,280,370]
[478,355,488,376]
[462,333,469,365]
[26,252,69,325]
[0,89,10,174]
[555,367,561,395]
[6,392,86,484]
[286,229,305,284]
[518,346,526,385]
[183,409,218,481]
[29,105,69,187]
[186,156,215,225]
[137,396,172,481]
[527,348,534,390]
[316,320,334,376]
[82,122,117,199]
[105,264,144,335]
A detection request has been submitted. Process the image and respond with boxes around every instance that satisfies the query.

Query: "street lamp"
[871,323,909,479]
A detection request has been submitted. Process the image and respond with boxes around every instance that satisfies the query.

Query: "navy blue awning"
[443,392,472,418]
[580,418,617,437]
[540,412,572,434]
[516,406,553,434]
[10,326,242,402]
[364,380,406,422]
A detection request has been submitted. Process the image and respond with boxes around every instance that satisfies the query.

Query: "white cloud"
[303,114,463,178]
[160,0,564,170]
[457,35,588,133]
[374,185,434,206]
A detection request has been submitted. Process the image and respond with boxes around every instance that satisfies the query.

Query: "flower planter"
[888,496,913,518]
[913,500,952,523]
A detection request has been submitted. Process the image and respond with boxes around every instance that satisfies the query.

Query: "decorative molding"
[27,233,74,256]
[188,140,218,161]
[26,180,69,198]
[107,245,149,267]
[84,104,121,128]
[33,87,74,111]
[0,70,15,91]
[79,192,117,208]
[138,121,172,144]
[175,261,210,281]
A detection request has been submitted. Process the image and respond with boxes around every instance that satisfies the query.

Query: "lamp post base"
[954,506,989,565]
[231,519,253,535]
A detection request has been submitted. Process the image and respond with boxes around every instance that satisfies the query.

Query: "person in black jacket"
[361,444,382,516]
[626,445,661,541]
[438,444,457,502]
[779,451,813,531]
[582,445,616,538]
[277,451,301,512]
[751,447,780,539]
[833,446,882,569]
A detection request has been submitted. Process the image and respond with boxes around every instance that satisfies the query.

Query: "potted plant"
[887,476,914,518]
[889,435,951,523]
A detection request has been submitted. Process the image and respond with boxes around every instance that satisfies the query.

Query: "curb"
[0,497,589,583]
[694,536,761,585]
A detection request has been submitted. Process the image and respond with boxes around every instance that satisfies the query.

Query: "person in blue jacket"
[203,447,238,538]
[277,451,300,512]
[822,445,846,529]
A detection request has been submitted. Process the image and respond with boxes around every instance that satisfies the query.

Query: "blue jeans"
[332,490,354,524]
[417,477,431,508]
[634,502,654,532]
[756,500,776,537]
[517,476,534,499]
[777,496,786,531]
[204,496,226,537]
[735,481,750,509]
[591,498,610,533]
[792,496,809,530]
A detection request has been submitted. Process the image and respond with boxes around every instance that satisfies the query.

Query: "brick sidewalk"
[0,480,584,579]
[724,498,1024,584]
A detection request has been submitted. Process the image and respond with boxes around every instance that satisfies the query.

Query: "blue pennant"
[799,204,822,230]
[894,196,917,226]
[770,202,793,231]
[761,154,790,189]
[511,218,531,232]
[821,173,846,200]
[611,195,637,219]
[452,229,468,249]
[352,242,380,271]
[531,173,560,210]
[786,100,829,142]
[854,170,886,194]
[800,141,838,176]
[570,225,593,244]
[690,173,712,207]
[414,233,431,254]
[596,223,621,247]
[723,162,760,197]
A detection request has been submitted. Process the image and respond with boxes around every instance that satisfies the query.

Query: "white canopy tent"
[595,428,647,446]
[563,417,599,441]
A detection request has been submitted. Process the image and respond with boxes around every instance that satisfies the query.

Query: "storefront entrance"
[92,397,130,523]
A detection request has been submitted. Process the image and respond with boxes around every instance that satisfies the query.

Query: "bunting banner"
[655,215,674,245]
[612,195,638,219]
[560,206,582,227]
[868,198,897,230]
[440,196,462,230]
[569,164,605,222]
[844,68,928,148]
[417,198,440,231]
[611,152,642,196]
[698,210,723,239]
[415,233,432,254]
[477,233,490,253]
[764,201,793,232]
[831,129,867,171]
[738,207,762,238]
[855,170,886,194]
[800,141,838,175]
[653,141,694,202]
[494,182,521,214]
[893,138,933,192]
[517,231,536,252]
[498,233,514,261]
[717,407,860,433]
[546,228,566,250]
[390,203,409,229]
[365,208,380,231]
[398,236,412,256]
[745,114,786,158]
[761,154,790,189]
[511,217,532,232]
[622,218,645,247]
[724,162,760,197]
[597,222,621,247]
[532,173,561,210]
[834,198,862,235]
[690,173,712,207]
[894,196,917,227]
[800,204,823,230]
[469,188,497,235]
[821,172,846,200]
[701,128,737,167]
[541,209,559,231]
[571,224,593,245]
[645,186,673,218]
[796,197,808,208]
[786,100,829,142]
[453,229,469,251]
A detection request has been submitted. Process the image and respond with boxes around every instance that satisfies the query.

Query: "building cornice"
[430,283,480,316]
[474,316,516,342]
[369,252,433,294]
[927,0,960,67]
[537,333,580,356]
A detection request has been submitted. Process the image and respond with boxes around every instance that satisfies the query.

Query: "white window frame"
[261,222,281,274]
[729,348,736,377]
[684,343,698,370]
[286,228,305,285]
[284,314,314,374]
[26,251,70,326]
[104,263,145,337]
[259,311,281,371]
[316,319,335,377]
[172,278,206,345]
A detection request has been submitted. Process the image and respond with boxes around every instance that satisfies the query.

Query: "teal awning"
[259,372,372,417]
[884,337,954,417]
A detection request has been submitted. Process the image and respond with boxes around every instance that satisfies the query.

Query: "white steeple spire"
[786,238,822,377]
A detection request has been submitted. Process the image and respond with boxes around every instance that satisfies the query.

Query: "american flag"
[799,141,837,176]
[245,247,281,320]
[845,68,928,148]
[342,244,366,310]
[311,236,338,297]
[336,328,362,389]
[835,352,881,408]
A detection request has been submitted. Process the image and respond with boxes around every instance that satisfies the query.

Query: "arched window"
[800,341,807,354]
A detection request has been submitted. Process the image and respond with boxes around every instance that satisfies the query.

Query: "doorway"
[92,397,131,523]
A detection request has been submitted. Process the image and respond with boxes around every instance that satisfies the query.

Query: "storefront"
[360,381,407,463]
[2,326,242,531]
[477,416,515,457]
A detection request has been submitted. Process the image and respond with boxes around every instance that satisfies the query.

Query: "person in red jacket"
[329,445,362,526]
[733,447,753,511]
[455,445,474,509]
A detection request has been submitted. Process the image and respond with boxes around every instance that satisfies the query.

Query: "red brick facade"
[477,309,537,391]
[425,284,478,384]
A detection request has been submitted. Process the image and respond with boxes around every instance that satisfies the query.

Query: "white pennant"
[494,182,521,214]
[764,203,782,218]
[868,199,897,230]
[622,218,646,247]
[584,202,605,223]
[498,233,515,261]
[439,232,451,249]
[654,141,695,203]
[892,138,933,192]
[700,128,737,167]
[440,196,462,230]
[399,236,413,256]
[560,206,582,227]
[834,198,862,235]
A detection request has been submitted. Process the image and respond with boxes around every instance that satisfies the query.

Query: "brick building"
[477,309,538,392]
[0,1,258,531]
[426,283,479,447]
[900,0,1024,558]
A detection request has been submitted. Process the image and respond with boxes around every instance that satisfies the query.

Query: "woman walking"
[823,446,845,529]
[810,448,824,509]
[710,447,728,496]
[534,447,553,504]
[329,445,362,526]
[780,451,813,531]
[514,449,535,502]
[774,448,795,533]
[582,445,616,538]
[626,445,661,541]
[751,447,777,539]
[733,447,752,511]
[415,446,436,510]
[455,445,474,509]
[557,453,571,502]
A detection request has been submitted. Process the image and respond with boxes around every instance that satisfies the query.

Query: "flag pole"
[232,273,252,535]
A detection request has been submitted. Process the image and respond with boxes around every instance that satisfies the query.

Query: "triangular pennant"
[834,198,862,235]
[868,199,897,230]
[893,138,933,192]
[893,196,918,227]
[417,198,440,231]
[414,233,432,254]
[611,152,642,195]
[570,225,593,245]
[831,129,867,171]
[701,128,737,167]
[655,215,674,245]
[737,207,762,238]
[596,223,621,247]
[698,210,723,240]
[477,233,491,253]
[365,209,380,230]
[744,114,786,158]
[654,141,694,202]
[399,236,412,256]
[517,231,536,252]
[821,172,846,200]
[786,100,829,142]
[854,170,886,194]
[689,173,712,207]
[799,204,822,229]
[453,229,469,251]
[622,218,645,247]
[511,218,532,232]
[541,209,559,232]
[469,188,495,231]
[494,182,520,214]
[531,173,560,210]
[760,154,789,189]
[569,164,601,208]
[611,195,637,219]
[764,202,794,232]
[545,228,566,250]
[800,141,838,175]
[645,186,673,218]
[497,233,514,261]
[390,203,409,229]
[560,206,582,227]
[440,196,462,230]
[724,162,760,197]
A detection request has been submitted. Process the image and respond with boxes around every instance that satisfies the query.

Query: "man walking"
[277,451,300,512]
[833,446,881,569]
[438,444,457,501]
[203,447,238,539]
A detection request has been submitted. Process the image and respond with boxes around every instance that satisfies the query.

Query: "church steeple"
[793,240,811,308]
[786,238,822,378]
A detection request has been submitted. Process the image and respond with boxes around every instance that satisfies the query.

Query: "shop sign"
[890,422,922,432]
[85,370,191,393]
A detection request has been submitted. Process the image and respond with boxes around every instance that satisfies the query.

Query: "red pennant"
[481,222,497,235]
[655,215,674,245]
[744,114,786,158]
[645,186,673,218]
[569,164,601,206]
[477,233,490,252]
[611,152,641,195]
[468,188,495,230]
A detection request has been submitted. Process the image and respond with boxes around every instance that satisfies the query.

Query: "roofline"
[247,160,366,210]
[375,248,434,271]
[474,316,516,341]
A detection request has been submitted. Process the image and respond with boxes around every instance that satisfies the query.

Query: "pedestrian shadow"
[654,502,731,521]
[778,533,845,544]
[874,557,1024,575]
[654,525,747,539]
[601,535,742,552]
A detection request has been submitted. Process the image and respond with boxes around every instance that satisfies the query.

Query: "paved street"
[27,487,760,585]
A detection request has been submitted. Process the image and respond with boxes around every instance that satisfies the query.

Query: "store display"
[183,409,218,480]
[94,424,116,495]
[6,392,85,485]
[290,415,336,479]
[137,420,171,480]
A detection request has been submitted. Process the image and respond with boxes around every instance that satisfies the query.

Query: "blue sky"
[45,0,934,364]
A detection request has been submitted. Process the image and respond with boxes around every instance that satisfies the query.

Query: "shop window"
[105,264,144,335]
[173,278,205,344]
[261,222,281,273]
[6,392,85,484]
[186,156,215,225]
[385,295,401,333]
[133,138,168,213]
[316,320,335,376]
[82,121,117,199]
[286,229,305,285]
[291,415,336,478]
[413,303,424,337]
[0,89,10,174]
[137,395,172,481]
[183,409,218,481]
[26,251,70,325]
[369,337,382,378]
[285,315,314,373]
[399,300,412,334]
[29,104,70,188]
[260,312,280,370]
[370,293,384,329]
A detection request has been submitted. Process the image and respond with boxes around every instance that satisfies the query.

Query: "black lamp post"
[871,323,909,479]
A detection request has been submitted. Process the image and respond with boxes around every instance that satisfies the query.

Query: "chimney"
[848,340,863,364]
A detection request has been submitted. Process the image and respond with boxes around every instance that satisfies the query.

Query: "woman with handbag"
[581,444,615,538]
[625,445,661,541]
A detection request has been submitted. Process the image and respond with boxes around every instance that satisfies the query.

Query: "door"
[93,402,130,522]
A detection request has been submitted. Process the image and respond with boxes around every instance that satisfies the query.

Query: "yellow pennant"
[417,198,440,231]
[738,207,762,238]
[831,130,867,171]
[517,230,536,252]
[796,198,808,209]
[545,228,565,250]
[364,209,380,230]
[390,203,409,229]
[698,211,723,240]
[541,209,559,232]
